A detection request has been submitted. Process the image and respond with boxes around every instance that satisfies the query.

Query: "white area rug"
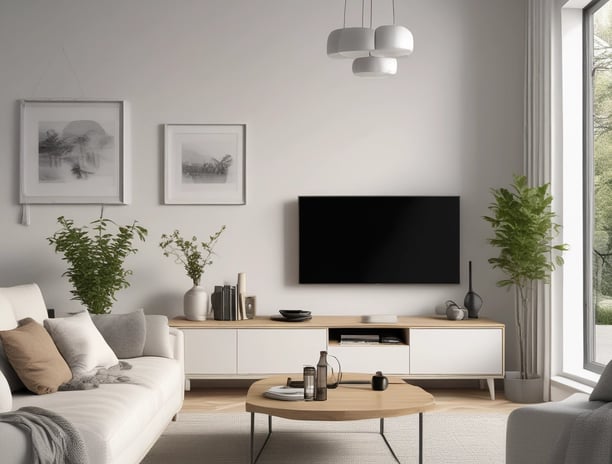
[142,411,508,463]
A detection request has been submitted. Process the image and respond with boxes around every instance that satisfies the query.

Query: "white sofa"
[0,283,184,464]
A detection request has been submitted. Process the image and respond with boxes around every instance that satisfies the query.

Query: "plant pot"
[184,285,208,321]
[504,371,543,403]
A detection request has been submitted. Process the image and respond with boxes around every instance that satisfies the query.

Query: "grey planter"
[504,371,544,403]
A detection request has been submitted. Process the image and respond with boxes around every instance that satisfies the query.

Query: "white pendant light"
[352,56,397,77]
[327,27,374,59]
[327,0,413,77]
[372,24,414,57]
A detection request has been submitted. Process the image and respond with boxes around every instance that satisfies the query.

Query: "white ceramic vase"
[184,285,208,321]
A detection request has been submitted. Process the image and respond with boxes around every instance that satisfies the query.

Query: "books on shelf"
[339,334,403,345]
[263,386,304,401]
[212,285,241,321]
[340,334,380,345]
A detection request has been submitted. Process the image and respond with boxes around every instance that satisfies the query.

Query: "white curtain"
[523,0,564,401]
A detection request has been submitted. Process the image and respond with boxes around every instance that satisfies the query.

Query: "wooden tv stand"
[169,315,505,400]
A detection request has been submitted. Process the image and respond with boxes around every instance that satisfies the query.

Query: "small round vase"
[184,285,208,321]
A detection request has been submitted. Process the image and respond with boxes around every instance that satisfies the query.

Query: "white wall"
[0,0,525,363]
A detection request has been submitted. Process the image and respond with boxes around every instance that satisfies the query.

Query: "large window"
[586,0,612,372]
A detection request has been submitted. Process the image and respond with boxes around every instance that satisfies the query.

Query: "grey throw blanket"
[0,406,88,464]
[59,360,132,391]
[563,402,612,463]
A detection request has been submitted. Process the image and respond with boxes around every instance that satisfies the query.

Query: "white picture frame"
[20,99,128,204]
[164,124,246,205]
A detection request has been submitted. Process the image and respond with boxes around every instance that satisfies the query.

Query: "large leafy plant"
[159,226,226,286]
[483,175,567,380]
[48,214,148,314]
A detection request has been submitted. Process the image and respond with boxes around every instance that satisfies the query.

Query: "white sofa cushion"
[44,312,118,376]
[0,293,17,331]
[0,371,12,412]
[0,284,48,324]
[12,356,183,464]
[143,315,173,358]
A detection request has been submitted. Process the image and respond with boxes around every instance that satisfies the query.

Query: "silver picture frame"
[20,99,128,204]
[164,123,246,205]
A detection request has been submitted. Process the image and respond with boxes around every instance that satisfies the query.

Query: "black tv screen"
[298,196,460,284]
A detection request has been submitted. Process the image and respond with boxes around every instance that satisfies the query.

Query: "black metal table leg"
[250,413,273,464]
[379,418,401,463]
[419,412,423,464]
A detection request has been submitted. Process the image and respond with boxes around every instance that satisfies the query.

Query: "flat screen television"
[298,196,460,284]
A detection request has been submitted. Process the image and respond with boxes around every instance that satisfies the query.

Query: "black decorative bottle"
[464,261,483,318]
[315,351,328,401]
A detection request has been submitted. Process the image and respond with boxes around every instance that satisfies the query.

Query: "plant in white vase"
[483,175,567,402]
[159,225,226,321]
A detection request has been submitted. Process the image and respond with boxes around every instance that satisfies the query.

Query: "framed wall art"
[164,124,246,205]
[20,99,128,204]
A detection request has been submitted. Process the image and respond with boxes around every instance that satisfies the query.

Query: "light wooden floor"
[182,385,522,415]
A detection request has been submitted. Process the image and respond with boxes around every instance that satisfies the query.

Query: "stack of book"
[211,285,241,321]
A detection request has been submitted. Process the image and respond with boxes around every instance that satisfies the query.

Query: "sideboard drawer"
[237,329,327,374]
[409,328,503,376]
[183,329,237,375]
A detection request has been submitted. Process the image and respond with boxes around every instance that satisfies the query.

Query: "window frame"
[584,0,611,375]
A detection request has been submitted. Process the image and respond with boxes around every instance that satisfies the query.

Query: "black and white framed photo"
[164,124,246,205]
[20,99,128,204]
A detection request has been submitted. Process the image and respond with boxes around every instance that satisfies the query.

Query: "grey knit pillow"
[91,309,146,359]
[590,360,612,401]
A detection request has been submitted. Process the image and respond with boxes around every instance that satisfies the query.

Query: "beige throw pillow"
[0,318,72,394]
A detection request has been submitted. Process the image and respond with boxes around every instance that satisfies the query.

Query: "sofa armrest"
[506,393,602,464]
[0,424,32,464]
[169,327,184,364]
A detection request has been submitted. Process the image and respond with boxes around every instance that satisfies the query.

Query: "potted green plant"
[483,175,568,403]
[159,225,226,321]
[47,213,148,314]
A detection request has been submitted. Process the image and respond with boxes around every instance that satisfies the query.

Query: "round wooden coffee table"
[245,374,435,464]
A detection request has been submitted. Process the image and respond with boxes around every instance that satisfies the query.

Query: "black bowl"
[279,309,311,319]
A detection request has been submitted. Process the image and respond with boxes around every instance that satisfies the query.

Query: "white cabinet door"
[237,329,327,374]
[183,329,237,375]
[409,328,503,375]
[328,345,410,375]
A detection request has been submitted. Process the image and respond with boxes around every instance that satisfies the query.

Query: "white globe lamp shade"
[371,25,414,57]
[327,27,375,59]
[352,56,397,77]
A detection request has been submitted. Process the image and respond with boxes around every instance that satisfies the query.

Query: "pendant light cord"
[343,0,347,27]
[392,0,396,24]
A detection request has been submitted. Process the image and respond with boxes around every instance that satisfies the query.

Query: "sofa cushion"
[0,370,12,412]
[0,292,17,331]
[44,311,118,376]
[0,318,72,394]
[590,360,612,401]
[143,315,173,358]
[91,309,146,359]
[12,356,183,464]
[0,283,48,324]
